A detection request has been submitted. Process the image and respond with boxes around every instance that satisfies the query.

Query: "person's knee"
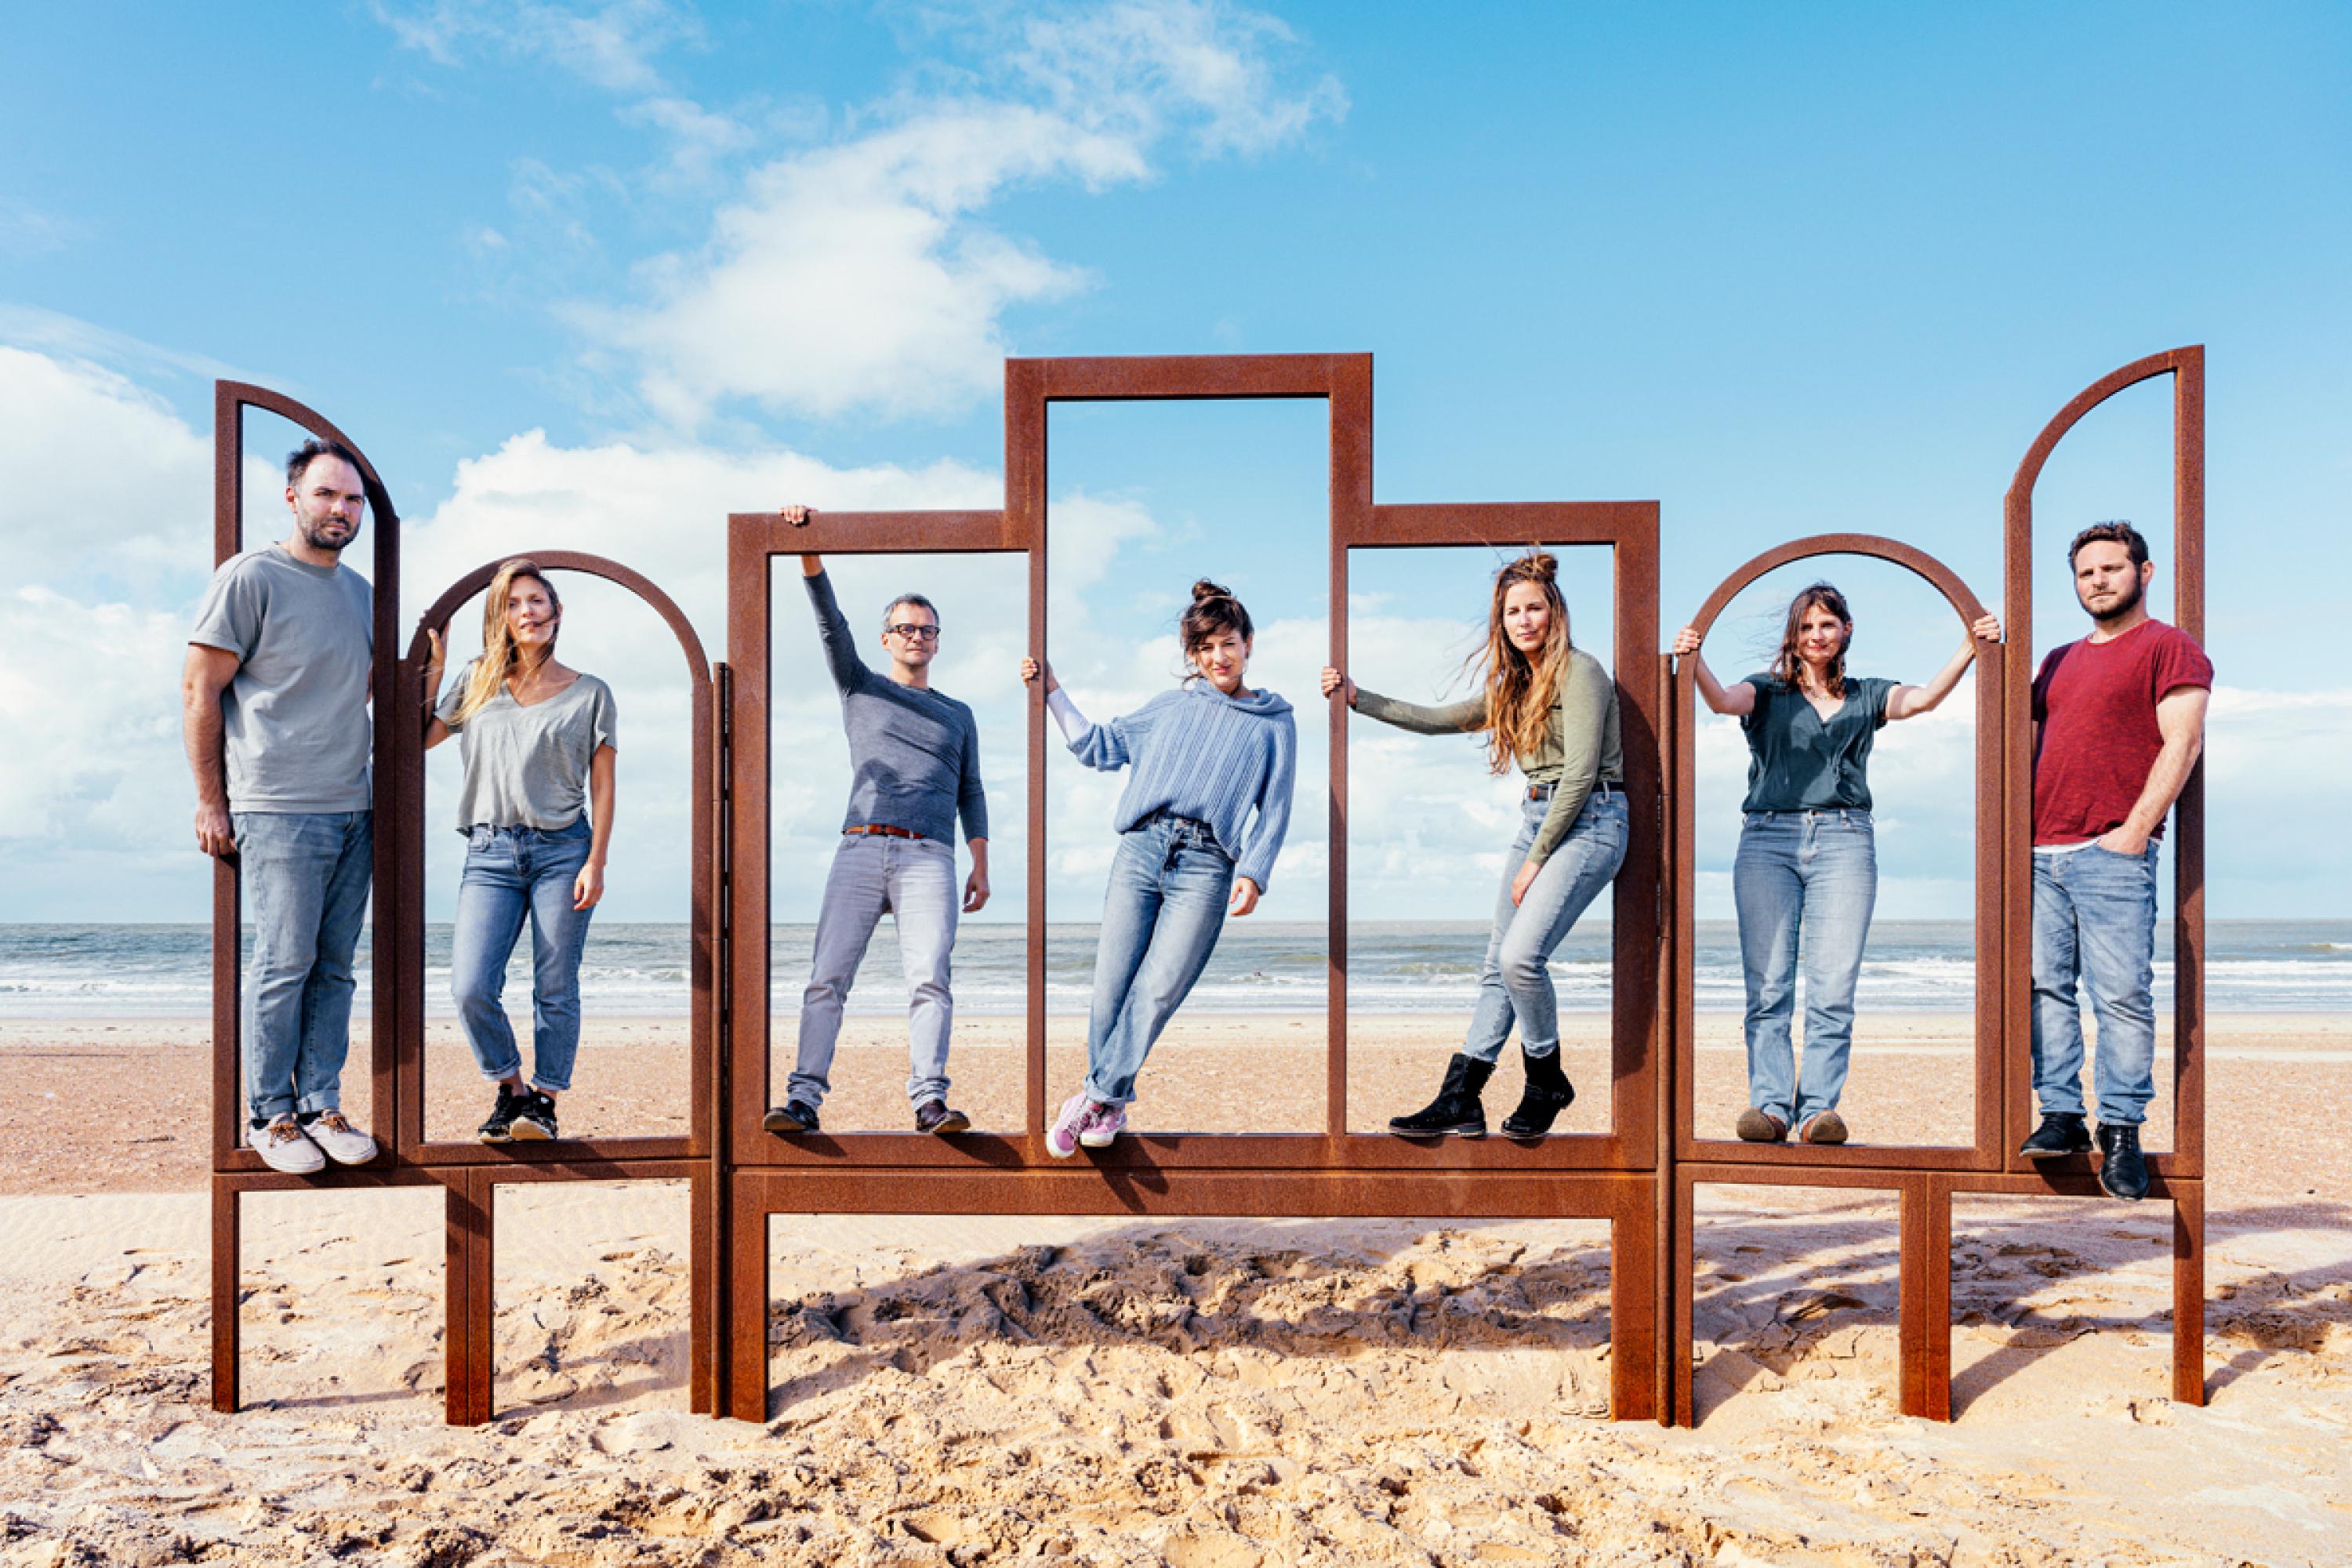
[1498,946,1549,993]
[452,966,502,1013]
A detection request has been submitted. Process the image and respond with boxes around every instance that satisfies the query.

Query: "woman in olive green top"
[1321,551,1626,1139]
[1674,582,1998,1145]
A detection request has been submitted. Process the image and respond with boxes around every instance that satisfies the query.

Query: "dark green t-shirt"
[1737,673,1897,813]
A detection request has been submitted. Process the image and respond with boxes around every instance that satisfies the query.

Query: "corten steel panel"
[724,510,1028,1162]
[210,383,403,1176]
[1338,501,1664,1169]
[1669,532,2006,1173]
[2000,348,2207,1185]
[1671,1164,1947,1424]
[726,1167,1657,1423]
[391,552,718,1167]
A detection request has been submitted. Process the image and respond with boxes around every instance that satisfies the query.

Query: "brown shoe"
[1734,1108,1788,1143]
[1798,1111,1849,1145]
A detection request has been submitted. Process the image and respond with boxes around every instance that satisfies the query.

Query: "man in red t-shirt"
[2022,522,2212,1200]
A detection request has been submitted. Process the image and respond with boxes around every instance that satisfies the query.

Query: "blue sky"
[0,0,2344,924]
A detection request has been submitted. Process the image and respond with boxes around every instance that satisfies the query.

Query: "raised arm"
[2099,685,2209,855]
[181,644,240,858]
[1670,628,1755,717]
[422,626,454,750]
[1886,614,2002,722]
[802,566,869,693]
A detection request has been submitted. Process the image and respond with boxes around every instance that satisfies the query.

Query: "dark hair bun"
[1192,578,1234,604]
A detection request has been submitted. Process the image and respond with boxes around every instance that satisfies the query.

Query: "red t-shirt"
[2031,619,2212,846]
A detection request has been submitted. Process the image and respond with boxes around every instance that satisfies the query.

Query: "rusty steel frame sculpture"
[208,387,720,1425]
[209,345,2205,1437]
[721,355,1671,1424]
[1665,348,2208,1425]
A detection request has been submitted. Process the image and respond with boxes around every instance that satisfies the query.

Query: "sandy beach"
[0,1011,2347,1564]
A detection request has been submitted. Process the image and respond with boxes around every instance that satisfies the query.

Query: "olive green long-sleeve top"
[1352,647,1622,868]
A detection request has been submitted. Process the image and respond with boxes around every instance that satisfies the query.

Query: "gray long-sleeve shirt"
[806,570,987,844]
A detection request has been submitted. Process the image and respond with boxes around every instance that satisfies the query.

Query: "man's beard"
[298,514,356,554]
[2083,573,2144,626]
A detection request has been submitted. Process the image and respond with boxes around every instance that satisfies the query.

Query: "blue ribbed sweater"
[1067,683,1298,890]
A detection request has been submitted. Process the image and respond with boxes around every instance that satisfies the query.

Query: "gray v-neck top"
[1737,673,1896,812]
[436,662,618,833]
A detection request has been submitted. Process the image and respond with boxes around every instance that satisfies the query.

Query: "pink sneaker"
[1078,1101,1127,1149]
[1047,1091,1094,1159]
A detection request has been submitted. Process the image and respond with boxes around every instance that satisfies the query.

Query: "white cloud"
[374,0,697,93]
[577,0,1344,426]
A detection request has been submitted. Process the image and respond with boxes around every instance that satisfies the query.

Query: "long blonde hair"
[1468,550,1573,775]
[451,559,561,725]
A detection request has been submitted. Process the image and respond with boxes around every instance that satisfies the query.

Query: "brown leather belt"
[844,824,923,840]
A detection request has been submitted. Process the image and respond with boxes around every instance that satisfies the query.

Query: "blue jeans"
[2031,843,2160,1127]
[789,833,961,1110]
[450,819,597,1094]
[1733,809,1877,1126]
[1082,814,1236,1108]
[234,811,372,1125]
[1461,791,1629,1063]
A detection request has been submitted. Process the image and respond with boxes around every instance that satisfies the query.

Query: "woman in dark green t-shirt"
[1673,583,1998,1145]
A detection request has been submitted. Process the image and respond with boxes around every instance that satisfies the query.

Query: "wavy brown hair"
[451,559,562,725]
[1771,581,1853,697]
[1468,550,1573,776]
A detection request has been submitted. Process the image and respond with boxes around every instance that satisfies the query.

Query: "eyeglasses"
[886,623,942,641]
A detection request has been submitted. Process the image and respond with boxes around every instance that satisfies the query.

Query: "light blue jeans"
[234,810,372,1126]
[1082,813,1236,1108]
[1733,809,1878,1127]
[2030,843,2160,1127]
[450,818,597,1094]
[789,833,960,1110]
[1461,790,1630,1063]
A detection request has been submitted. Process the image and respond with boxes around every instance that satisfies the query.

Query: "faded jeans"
[450,818,597,1094]
[1082,813,1236,1108]
[2031,843,2160,1127]
[1734,809,1878,1127]
[234,810,372,1126]
[1461,790,1629,1064]
[789,833,960,1111]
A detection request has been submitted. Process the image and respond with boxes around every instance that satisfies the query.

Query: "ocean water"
[2,920,2348,1019]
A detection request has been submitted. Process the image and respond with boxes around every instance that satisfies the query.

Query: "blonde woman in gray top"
[423,560,617,1142]
[1321,551,1626,1141]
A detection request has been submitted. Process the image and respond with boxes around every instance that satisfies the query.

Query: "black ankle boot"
[2096,1122,2149,1201]
[1388,1054,1494,1138]
[1500,1047,1575,1138]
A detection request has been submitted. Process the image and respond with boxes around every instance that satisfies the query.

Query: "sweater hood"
[1185,682,1292,720]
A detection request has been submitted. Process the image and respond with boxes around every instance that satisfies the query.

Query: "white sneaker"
[254,1117,325,1174]
[306,1110,378,1165]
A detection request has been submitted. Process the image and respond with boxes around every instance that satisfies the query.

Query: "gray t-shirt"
[435,662,618,833]
[187,544,373,814]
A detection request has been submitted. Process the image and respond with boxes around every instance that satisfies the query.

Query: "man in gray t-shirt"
[183,438,383,1174]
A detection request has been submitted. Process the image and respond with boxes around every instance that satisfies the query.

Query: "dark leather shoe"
[915,1100,970,1134]
[1388,1054,1494,1138]
[2020,1111,2091,1159]
[1734,1108,1788,1143]
[1500,1047,1575,1138]
[762,1101,820,1134]
[2096,1123,2149,1201]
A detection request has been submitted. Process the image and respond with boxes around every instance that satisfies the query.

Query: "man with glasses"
[764,504,990,1136]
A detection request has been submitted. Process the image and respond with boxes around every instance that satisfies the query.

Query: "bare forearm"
[182,693,227,808]
[587,753,616,866]
[967,837,989,875]
[1690,651,1740,716]
[2122,735,2202,839]
[1891,638,1978,720]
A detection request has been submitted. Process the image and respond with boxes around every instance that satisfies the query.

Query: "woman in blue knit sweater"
[1020,580,1298,1156]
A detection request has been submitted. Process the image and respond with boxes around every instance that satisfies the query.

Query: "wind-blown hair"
[451,559,562,726]
[1770,581,1853,698]
[1470,550,1573,777]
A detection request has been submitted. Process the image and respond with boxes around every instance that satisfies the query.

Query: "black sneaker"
[2096,1123,2149,1201]
[478,1086,524,1144]
[915,1100,970,1134]
[509,1091,559,1142]
[763,1101,820,1134]
[2019,1111,2091,1159]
